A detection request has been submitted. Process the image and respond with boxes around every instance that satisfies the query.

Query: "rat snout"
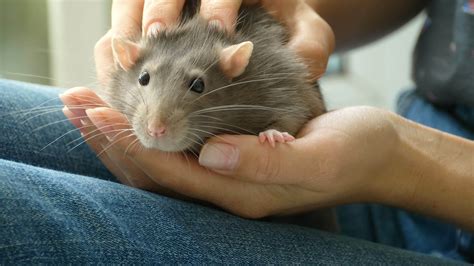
[147,119,167,138]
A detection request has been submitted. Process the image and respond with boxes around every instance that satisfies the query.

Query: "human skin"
[61,0,474,230]
[60,88,474,231]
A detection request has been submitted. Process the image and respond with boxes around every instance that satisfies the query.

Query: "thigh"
[0,159,453,264]
[0,79,115,181]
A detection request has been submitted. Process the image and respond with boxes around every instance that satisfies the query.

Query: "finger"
[59,87,108,120]
[94,30,115,86]
[260,0,335,81]
[287,10,334,80]
[61,89,136,184]
[85,107,137,152]
[287,2,335,80]
[129,147,271,218]
[85,109,275,217]
[142,0,186,37]
[111,0,144,39]
[200,0,242,32]
[62,106,131,183]
[198,135,316,184]
[63,104,156,189]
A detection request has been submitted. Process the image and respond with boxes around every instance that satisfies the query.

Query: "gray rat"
[100,1,336,232]
[101,0,326,154]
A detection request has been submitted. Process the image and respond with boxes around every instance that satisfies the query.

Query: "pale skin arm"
[380,116,474,230]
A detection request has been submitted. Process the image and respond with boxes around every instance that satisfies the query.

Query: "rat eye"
[189,77,205,94]
[138,71,150,86]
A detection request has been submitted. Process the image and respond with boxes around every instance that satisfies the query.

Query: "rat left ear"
[219,41,254,79]
[111,38,141,71]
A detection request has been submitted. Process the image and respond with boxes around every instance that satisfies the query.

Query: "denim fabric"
[0,80,463,264]
[0,79,115,180]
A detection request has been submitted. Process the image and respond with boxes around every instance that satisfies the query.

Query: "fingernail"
[147,22,164,37]
[208,19,224,31]
[85,108,116,141]
[80,118,92,127]
[199,143,239,170]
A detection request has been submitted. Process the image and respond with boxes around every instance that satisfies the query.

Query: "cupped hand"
[95,0,335,85]
[61,88,399,218]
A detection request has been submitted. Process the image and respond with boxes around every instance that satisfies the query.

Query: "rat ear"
[111,38,141,71]
[219,41,254,79]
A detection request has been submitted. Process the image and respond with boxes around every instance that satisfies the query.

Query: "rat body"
[101,1,336,232]
[102,1,326,153]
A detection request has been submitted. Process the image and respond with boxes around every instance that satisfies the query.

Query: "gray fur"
[104,3,325,153]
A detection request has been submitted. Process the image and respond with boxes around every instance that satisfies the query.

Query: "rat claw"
[258,132,266,143]
[274,132,285,143]
[282,132,296,142]
[259,129,295,147]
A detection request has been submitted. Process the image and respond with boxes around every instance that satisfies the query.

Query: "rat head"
[108,23,254,152]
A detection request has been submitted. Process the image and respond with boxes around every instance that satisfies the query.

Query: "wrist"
[370,113,474,229]
[367,114,423,206]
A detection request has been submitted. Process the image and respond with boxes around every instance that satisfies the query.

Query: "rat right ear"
[111,38,141,71]
[219,41,254,79]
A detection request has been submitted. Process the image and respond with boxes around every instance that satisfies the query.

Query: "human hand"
[94,0,335,85]
[61,87,400,218]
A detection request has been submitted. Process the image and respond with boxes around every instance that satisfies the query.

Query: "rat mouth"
[137,133,189,152]
[133,122,195,153]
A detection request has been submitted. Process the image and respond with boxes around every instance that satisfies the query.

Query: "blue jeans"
[0,79,467,264]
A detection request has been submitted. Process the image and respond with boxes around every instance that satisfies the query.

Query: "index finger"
[112,0,145,39]
[200,0,243,32]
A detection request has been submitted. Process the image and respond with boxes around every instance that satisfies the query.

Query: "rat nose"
[147,121,167,138]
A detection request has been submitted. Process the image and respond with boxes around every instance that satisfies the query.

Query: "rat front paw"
[258,129,295,148]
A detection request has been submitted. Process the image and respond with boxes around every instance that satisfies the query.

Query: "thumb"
[198,135,310,184]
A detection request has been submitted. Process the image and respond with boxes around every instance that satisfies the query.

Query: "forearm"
[376,114,474,231]
[305,0,429,51]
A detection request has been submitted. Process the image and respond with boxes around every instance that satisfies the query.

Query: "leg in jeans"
[0,159,456,264]
[0,80,460,264]
[0,79,114,181]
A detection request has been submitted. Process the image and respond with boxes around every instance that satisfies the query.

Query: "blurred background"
[0,0,425,111]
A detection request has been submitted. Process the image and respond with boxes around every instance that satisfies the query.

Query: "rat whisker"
[68,129,134,153]
[31,116,91,132]
[189,114,223,122]
[198,125,242,135]
[197,121,256,135]
[2,71,61,84]
[124,138,141,156]
[2,105,75,118]
[39,123,95,151]
[66,132,105,152]
[15,96,63,116]
[96,132,136,157]
[182,136,204,160]
[187,146,201,161]
[188,128,228,143]
[21,108,87,124]
[191,104,293,116]
[189,77,296,104]
[65,123,132,147]
[181,149,192,172]
[187,131,205,146]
